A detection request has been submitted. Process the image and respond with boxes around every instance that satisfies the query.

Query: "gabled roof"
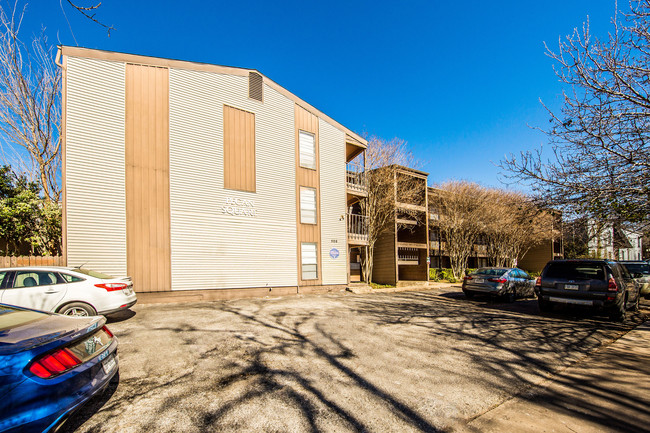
[59,46,367,147]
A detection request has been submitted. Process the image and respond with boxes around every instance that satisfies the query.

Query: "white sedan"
[0,266,137,316]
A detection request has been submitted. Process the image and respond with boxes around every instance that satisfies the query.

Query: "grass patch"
[369,282,396,290]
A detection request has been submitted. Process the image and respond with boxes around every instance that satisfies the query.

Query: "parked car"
[462,267,536,302]
[0,303,118,432]
[619,261,650,299]
[0,267,136,317]
[535,259,640,321]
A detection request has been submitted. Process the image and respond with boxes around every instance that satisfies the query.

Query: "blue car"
[0,303,119,432]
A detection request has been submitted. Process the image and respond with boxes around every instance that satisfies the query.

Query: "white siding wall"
[65,57,127,276]
[319,119,347,284]
[169,70,297,290]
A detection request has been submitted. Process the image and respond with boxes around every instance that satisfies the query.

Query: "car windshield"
[545,262,606,280]
[0,305,45,332]
[622,263,650,276]
[474,268,508,276]
[72,268,115,279]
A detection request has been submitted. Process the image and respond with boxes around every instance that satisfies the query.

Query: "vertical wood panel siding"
[319,119,347,284]
[295,105,322,286]
[223,105,256,192]
[169,70,297,290]
[125,64,171,292]
[65,57,127,277]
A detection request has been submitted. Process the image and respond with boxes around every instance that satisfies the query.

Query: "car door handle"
[44,289,59,294]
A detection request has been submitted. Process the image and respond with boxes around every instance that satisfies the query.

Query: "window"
[13,271,61,288]
[300,187,317,224]
[60,273,85,283]
[224,105,256,192]
[299,130,316,169]
[301,243,318,280]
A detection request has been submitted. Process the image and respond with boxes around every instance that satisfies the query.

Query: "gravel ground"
[60,288,645,433]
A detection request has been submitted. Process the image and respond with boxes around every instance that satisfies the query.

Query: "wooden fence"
[0,256,65,267]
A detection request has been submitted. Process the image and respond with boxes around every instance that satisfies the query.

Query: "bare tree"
[0,3,60,202]
[429,181,490,280]
[484,190,556,267]
[501,0,650,227]
[358,136,421,283]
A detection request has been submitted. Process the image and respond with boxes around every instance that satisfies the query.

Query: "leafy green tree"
[0,165,61,255]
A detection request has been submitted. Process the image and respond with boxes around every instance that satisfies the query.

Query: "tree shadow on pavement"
[60,289,647,433]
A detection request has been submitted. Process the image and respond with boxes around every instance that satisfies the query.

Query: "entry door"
[125,63,171,292]
[0,270,67,312]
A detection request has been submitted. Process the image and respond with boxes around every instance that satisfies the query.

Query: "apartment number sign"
[222,197,257,217]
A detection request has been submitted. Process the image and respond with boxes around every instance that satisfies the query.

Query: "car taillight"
[95,282,128,292]
[608,277,618,292]
[102,325,114,338]
[463,276,473,280]
[535,276,541,287]
[488,277,507,284]
[29,348,82,378]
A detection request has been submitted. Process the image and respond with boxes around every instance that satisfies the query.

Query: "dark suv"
[535,259,640,321]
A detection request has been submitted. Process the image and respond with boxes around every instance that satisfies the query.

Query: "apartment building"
[60,47,367,301]
[428,187,563,273]
[370,166,429,285]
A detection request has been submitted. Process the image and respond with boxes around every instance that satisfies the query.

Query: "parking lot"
[62,288,645,433]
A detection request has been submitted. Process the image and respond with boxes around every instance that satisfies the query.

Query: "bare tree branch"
[0,3,61,202]
[500,0,650,228]
[66,0,113,35]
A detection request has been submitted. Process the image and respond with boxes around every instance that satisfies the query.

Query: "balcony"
[347,212,368,245]
[346,162,368,196]
[473,244,488,257]
[429,241,446,252]
[398,247,420,265]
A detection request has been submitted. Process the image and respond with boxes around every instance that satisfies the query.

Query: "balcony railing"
[347,212,368,243]
[346,162,368,194]
[398,247,420,265]
[473,245,487,254]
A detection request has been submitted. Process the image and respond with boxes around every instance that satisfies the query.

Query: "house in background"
[60,47,367,301]
[587,223,643,261]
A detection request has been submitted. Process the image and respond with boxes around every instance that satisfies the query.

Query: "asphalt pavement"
[60,286,648,433]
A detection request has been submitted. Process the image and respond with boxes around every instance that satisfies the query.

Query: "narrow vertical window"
[300,187,317,224]
[299,130,316,169]
[301,243,318,280]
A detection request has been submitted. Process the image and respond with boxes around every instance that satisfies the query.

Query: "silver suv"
[535,259,640,321]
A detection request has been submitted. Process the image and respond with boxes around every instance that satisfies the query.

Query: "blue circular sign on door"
[329,248,340,259]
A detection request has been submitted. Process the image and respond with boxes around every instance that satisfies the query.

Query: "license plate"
[102,354,116,374]
[565,284,579,290]
[475,278,484,283]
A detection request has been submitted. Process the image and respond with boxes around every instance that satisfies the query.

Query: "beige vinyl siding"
[319,119,347,285]
[169,69,297,290]
[65,57,127,277]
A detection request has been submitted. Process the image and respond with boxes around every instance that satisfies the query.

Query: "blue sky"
[24,0,617,188]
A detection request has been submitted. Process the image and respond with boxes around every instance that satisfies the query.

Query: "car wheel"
[464,290,474,299]
[58,302,97,317]
[505,290,516,303]
[632,293,640,312]
[538,297,552,312]
[609,296,626,322]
